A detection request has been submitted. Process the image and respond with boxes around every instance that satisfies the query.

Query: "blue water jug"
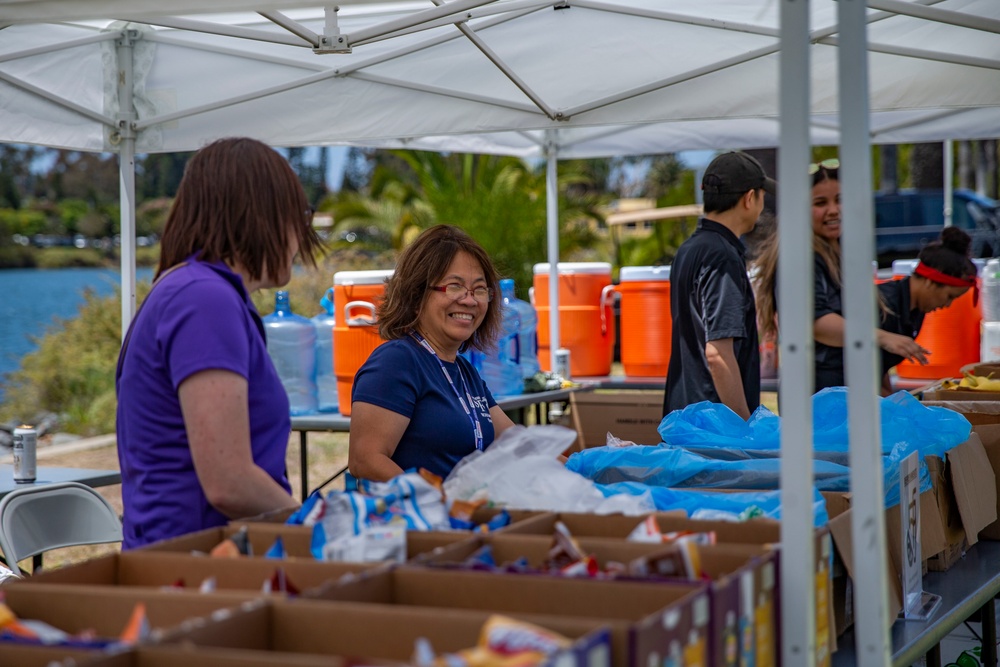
[474,280,522,398]
[502,279,540,380]
[262,290,318,415]
[311,288,340,413]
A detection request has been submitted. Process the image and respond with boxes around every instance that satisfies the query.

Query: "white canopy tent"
[2,1,999,663]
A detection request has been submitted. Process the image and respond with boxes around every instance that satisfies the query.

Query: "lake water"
[0,267,154,399]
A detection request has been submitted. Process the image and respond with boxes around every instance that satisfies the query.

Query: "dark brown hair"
[918,226,977,280]
[378,225,502,353]
[157,137,322,281]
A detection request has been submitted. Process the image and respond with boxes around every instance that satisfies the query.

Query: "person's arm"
[179,369,299,519]
[490,405,516,438]
[815,312,929,365]
[705,338,751,420]
[348,401,409,482]
[880,372,894,397]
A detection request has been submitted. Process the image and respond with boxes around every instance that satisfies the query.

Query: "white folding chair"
[0,481,122,575]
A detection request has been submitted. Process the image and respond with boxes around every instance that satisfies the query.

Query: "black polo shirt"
[663,218,760,416]
[814,252,846,391]
[877,276,925,376]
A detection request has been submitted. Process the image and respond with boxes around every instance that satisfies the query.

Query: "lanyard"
[409,332,484,451]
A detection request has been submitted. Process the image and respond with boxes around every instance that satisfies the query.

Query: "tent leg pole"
[544,130,560,371]
[778,0,817,664]
[116,30,139,341]
[839,0,892,664]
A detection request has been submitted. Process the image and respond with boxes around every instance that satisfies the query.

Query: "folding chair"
[0,481,122,575]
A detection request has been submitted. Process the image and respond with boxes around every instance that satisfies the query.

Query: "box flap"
[947,433,998,546]
[826,508,902,617]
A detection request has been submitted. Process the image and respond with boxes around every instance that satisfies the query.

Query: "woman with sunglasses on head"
[116,138,323,548]
[876,227,977,394]
[348,225,516,482]
[754,158,928,392]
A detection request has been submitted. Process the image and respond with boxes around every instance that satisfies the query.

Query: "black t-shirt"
[813,253,846,391]
[663,218,760,416]
[877,276,925,375]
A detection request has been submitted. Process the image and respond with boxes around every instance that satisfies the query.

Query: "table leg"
[925,642,941,667]
[299,431,309,501]
[535,402,543,425]
[982,598,997,666]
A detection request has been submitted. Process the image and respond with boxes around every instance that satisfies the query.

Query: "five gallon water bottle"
[472,281,523,398]
[981,259,1000,362]
[311,288,340,413]
[502,278,541,380]
[263,291,318,415]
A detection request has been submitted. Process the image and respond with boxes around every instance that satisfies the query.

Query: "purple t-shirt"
[115,260,291,549]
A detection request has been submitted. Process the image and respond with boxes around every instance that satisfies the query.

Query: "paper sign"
[900,451,922,617]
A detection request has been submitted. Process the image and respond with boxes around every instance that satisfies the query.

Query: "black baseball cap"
[702,151,777,196]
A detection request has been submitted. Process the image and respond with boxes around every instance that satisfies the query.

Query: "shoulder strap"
[116,262,188,381]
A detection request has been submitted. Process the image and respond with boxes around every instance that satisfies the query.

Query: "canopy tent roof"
[1,0,999,156]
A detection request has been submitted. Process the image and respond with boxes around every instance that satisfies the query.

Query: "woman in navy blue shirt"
[349,225,516,481]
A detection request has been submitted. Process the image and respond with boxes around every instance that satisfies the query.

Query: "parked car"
[875,189,1000,258]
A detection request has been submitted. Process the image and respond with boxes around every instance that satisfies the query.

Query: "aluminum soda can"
[12,425,37,484]
[554,347,572,381]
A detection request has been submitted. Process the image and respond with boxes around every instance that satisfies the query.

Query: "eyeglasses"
[808,158,840,175]
[428,283,494,303]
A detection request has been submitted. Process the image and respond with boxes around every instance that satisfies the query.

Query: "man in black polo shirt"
[663,152,776,420]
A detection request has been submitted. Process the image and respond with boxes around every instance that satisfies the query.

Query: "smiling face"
[415,250,488,360]
[811,178,841,242]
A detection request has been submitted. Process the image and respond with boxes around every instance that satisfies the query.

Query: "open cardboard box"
[497,510,834,663]
[0,585,253,667]
[139,523,473,562]
[152,597,612,667]
[569,390,664,450]
[16,550,378,594]
[422,533,777,667]
[308,565,709,667]
[922,400,1000,541]
[61,644,360,667]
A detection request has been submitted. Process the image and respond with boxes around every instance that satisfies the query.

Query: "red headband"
[913,262,978,305]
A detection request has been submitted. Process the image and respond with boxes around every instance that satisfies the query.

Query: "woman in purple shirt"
[116,138,322,548]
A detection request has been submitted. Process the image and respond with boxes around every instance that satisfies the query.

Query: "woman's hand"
[877,330,931,365]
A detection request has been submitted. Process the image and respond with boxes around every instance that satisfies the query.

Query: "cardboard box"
[0,585,253,667]
[157,597,613,667]
[922,400,1000,541]
[569,390,664,449]
[69,644,357,667]
[309,565,710,667]
[18,550,378,594]
[140,523,472,562]
[496,510,834,662]
[421,533,776,667]
[919,381,1000,402]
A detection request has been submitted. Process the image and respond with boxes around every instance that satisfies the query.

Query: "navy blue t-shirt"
[352,336,498,478]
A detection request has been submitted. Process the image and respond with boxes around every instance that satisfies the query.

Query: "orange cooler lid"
[333,269,394,285]
[620,265,671,282]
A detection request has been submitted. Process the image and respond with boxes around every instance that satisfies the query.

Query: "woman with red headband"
[876,226,978,394]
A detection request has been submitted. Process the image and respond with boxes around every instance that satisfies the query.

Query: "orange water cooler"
[332,269,393,415]
[891,259,981,380]
[532,262,615,377]
[618,265,671,377]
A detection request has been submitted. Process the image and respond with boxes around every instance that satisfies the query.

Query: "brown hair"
[378,225,502,353]
[157,137,322,281]
[752,165,842,339]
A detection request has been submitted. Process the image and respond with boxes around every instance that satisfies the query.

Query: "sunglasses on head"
[808,158,840,175]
